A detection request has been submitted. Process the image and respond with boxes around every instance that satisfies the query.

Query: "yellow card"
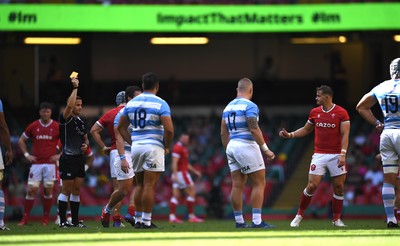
[70,71,79,79]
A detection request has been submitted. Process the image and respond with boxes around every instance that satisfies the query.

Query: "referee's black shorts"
[59,154,85,180]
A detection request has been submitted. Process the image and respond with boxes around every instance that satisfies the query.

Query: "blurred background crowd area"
[0,0,397,4]
[2,108,384,219]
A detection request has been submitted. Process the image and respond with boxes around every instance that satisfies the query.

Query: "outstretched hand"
[279,128,291,139]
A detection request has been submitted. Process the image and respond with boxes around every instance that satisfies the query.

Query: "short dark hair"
[316,85,333,97]
[125,86,142,101]
[39,102,53,110]
[142,72,159,90]
[76,95,83,101]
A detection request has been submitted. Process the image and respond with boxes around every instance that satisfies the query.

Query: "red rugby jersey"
[23,119,59,164]
[172,142,189,172]
[307,104,350,154]
[95,105,124,150]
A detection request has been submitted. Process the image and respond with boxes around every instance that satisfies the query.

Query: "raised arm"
[62,78,79,120]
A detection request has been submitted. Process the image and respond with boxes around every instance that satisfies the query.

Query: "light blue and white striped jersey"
[371,79,400,129]
[114,107,133,150]
[122,92,171,148]
[222,97,259,142]
[0,99,3,112]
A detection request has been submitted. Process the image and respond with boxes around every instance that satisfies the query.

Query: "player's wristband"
[73,87,78,89]
[24,152,30,158]
[261,143,269,152]
[119,155,126,160]
[341,149,347,153]
[289,132,294,138]
[102,146,108,151]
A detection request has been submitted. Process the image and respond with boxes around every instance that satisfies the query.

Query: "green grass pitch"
[1,219,399,246]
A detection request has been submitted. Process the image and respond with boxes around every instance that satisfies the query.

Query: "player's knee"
[27,186,39,196]
[186,190,196,197]
[143,182,157,190]
[27,181,40,190]
[306,183,318,193]
[44,181,54,189]
[44,194,52,199]
[71,187,81,196]
[72,186,82,194]
[44,187,54,196]
[185,185,195,193]
[71,191,81,196]
[232,179,246,188]
[119,187,130,196]
[333,183,345,194]
[258,180,266,188]
[27,189,38,197]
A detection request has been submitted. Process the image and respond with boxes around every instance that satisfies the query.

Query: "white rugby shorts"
[131,143,165,172]
[172,171,194,189]
[309,153,347,177]
[113,150,134,180]
[27,164,56,185]
[226,140,265,174]
[109,149,118,178]
[380,129,400,174]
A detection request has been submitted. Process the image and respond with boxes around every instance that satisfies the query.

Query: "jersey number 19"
[385,95,399,113]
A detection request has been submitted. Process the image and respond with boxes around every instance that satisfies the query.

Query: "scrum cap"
[390,58,400,78]
[115,91,126,106]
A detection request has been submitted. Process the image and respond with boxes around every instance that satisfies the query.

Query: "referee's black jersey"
[59,113,87,155]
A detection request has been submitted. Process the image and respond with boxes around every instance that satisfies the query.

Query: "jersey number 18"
[133,109,147,128]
